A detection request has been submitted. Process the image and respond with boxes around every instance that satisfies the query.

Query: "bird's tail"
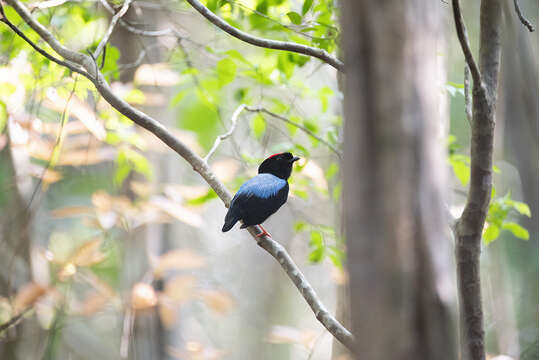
[222,210,239,232]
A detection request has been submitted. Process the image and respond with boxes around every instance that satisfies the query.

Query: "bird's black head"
[258,152,300,180]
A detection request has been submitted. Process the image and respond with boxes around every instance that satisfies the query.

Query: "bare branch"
[204,104,246,162]
[451,0,482,87]
[93,0,133,59]
[183,0,344,72]
[0,307,32,333]
[247,226,356,350]
[513,0,535,32]
[454,0,503,359]
[464,65,472,124]
[97,0,184,38]
[0,5,91,79]
[2,0,355,349]
[245,106,342,158]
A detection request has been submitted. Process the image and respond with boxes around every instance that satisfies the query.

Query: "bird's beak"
[290,156,300,163]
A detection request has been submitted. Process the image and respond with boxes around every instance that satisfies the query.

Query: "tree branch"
[183,0,344,72]
[452,0,503,359]
[0,307,32,333]
[513,0,535,32]
[97,0,185,39]
[1,0,355,349]
[244,106,342,159]
[451,0,482,87]
[204,103,246,162]
[93,0,133,59]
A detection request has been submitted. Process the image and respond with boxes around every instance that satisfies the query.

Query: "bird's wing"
[235,173,287,200]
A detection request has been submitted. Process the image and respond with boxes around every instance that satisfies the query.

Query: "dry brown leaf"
[150,196,203,228]
[13,282,47,313]
[78,292,109,316]
[69,238,106,267]
[131,283,157,310]
[266,325,315,348]
[154,249,206,278]
[50,206,93,218]
[29,164,63,184]
[157,295,178,328]
[56,148,115,166]
[200,290,234,314]
[164,276,196,303]
[44,88,106,140]
[130,181,153,198]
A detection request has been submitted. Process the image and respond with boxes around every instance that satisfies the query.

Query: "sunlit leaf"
[286,11,302,25]
[251,113,266,139]
[502,222,529,240]
[216,57,237,86]
[483,224,500,245]
[302,0,314,15]
[131,283,157,310]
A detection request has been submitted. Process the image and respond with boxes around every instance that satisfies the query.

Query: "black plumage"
[222,152,300,235]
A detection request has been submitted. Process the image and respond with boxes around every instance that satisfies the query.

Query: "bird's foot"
[256,225,271,238]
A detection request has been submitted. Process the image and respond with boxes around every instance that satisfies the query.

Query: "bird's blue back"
[236,173,287,199]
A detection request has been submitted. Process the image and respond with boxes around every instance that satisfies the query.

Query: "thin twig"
[0,5,92,79]
[245,106,342,158]
[184,0,344,72]
[204,104,246,162]
[513,0,535,32]
[0,307,32,333]
[3,0,355,349]
[97,0,184,38]
[93,0,133,59]
[451,0,482,87]
[464,65,472,124]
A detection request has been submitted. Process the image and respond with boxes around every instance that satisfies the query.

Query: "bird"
[222,152,300,237]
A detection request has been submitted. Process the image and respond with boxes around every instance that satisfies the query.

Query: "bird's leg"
[256,225,271,238]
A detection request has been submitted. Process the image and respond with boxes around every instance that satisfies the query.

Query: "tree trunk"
[341,0,455,358]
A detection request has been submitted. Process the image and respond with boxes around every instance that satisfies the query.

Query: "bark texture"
[453,1,503,359]
[342,0,454,359]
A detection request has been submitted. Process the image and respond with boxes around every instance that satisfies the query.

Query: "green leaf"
[325,163,339,180]
[502,222,529,240]
[186,189,218,205]
[294,221,306,232]
[308,247,325,263]
[310,230,323,247]
[0,102,6,134]
[449,156,470,186]
[170,90,188,106]
[286,11,302,25]
[216,57,237,86]
[511,201,531,217]
[302,0,314,15]
[483,224,500,245]
[250,113,266,139]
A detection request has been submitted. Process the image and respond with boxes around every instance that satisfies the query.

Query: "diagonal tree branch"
[183,0,344,72]
[1,0,355,349]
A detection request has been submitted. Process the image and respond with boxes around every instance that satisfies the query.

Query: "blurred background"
[0,0,537,359]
